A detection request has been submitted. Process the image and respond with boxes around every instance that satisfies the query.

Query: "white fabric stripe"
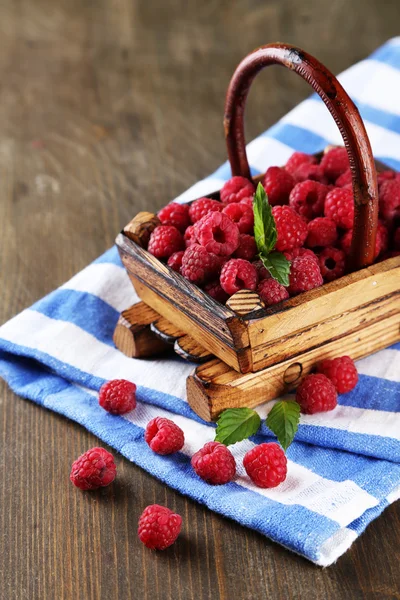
[317,528,358,567]
[245,137,296,172]
[356,349,400,382]
[174,177,227,203]
[387,485,400,504]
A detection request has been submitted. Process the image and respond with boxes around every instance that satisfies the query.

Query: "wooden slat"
[113,302,169,358]
[174,335,213,362]
[150,317,185,344]
[226,289,265,315]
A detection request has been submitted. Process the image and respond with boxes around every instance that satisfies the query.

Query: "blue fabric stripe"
[93,245,123,266]
[337,375,400,412]
[369,43,400,71]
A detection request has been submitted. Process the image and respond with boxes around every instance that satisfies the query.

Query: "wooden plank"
[226,289,265,315]
[113,303,170,358]
[174,335,213,362]
[150,316,185,343]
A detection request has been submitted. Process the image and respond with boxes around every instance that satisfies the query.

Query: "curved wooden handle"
[224,43,378,270]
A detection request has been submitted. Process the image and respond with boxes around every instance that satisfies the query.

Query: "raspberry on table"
[145,417,185,455]
[158,202,190,232]
[181,244,219,285]
[243,443,287,488]
[320,147,350,182]
[289,180,329,220]
[234,234,257,261]
[184,224,198,247]
[188,197,222,223]
[285,151,317,176]
[191,441,236,485]
[263,166,295,205]
[317,355,358,394]
[99,379,137,415]
[148,225,184,259]
[335,168,352,188]
[138,504,182,550]
[204,280,229,303]
[272,205,308,251]
[379,179,400,224]
[253,259,271,281]
[318,247,346,282]
[70,447,116,491]
[220,259,258,295]
[296,373,338,414]
[257,278,289,306]
[288,255,323,295]
[292,163,328,184]
[284,247,318,263]
[324,187,354,230]
[220,176,255,204]
[306,217,338,248]
[167,250,184,272]
[196,211,240,256]
[222,202,254,234]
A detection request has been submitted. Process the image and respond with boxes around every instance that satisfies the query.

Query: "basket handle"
[224,43,378,270]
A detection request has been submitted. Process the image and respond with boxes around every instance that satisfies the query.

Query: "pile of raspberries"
[146,147,400,306]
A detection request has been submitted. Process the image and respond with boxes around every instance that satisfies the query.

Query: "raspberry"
[341,221,388,259]
[99,379,137,415]
[379,179,400,224]
[340,229,352,255]
[318,246,346,282]
[306,217,338,248]
[222,202,254,234]
[70,448,116,490]
[284,247,318,263]
[138,505,182,550]
[167,250,184,272]
[378,170,396,186]
[263,166,295,206]
[145,417,184,455]
[240,196,254,209]
[253,259,271,281]
[181,244,219,285]
[335,168,352,188]
[285,151,317,176]
[317,355,358,394]
[394,227,400,250]
[191,441,236,485]
[293,163,328,185]
[289,180,328,220]
[272,205,308,251]
[258,278,289,306]
[158,202,190,232]
[320,147,349,182]
[220,176,255,204]
[288,255,323,295]
[234,234,257,261]
[243,443,287,488]
[188,197,222,223]
[148,225,184,259]
[220,259,258,295]
[296,373,338,414]
[196,211,240,256]
[204,280,229,303]
[324,187,354,230]
[184,224,198,247]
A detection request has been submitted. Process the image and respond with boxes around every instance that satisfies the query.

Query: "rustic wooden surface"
[1,1,400,599]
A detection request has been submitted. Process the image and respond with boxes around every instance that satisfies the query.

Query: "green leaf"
[259,251,291,287]
[215,408,261,446]
[253,182,277,255]
[266,400,300,451]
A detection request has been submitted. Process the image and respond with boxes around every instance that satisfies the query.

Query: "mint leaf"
[259,251,291,287]
[215,408,261,446]
[253,182,277,255]
[266,400,300,450]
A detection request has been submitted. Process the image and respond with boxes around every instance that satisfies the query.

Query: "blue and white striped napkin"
[1,39,400,566]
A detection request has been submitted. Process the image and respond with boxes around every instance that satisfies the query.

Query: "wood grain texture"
[113,303,170,357]
[1,1,400,598]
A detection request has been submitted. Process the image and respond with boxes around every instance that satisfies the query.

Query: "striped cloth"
[1,39,400,567]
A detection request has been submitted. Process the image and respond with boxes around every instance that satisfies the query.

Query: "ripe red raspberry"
[318,246,346,282]
[196,211,240,256]
[289,180,328,220]
[272,205,308,251]
[240,196,254,209]
[222,202,254,234]
[148,225,184,259]
[70,447,116,490]
[340,229,352,255]
[99,379,137,415]
[292,163,328,185]
[253,259,271,281]
[285,151,317,176]
[379,179,400,224]
[220,258,258,295]
[145,417,184,455]
[378,169,396,186]
[204,280,229,303]
[320,147,350,182]
[296,374,337,414]
[184,224,197,247]
[306,217,338,248]
[284,247,318,263]
[394,227,400,250]
[341,221,388,259]
[188,197,222,223]
[317,355,358,394]
[263,166,295,206]
[288,255,323,295]
[138,505,182,550]
[335,168,352,188]
[234,234,257,261]
[181,244,219,285]
[167,250,184,272]
[158,202,190,232]
[243,443,287,488]
[257,278,289,306]
[324,187,354,230]
[220,176,255,204]
[191,441,236,485]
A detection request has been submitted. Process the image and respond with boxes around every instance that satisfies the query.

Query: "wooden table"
[1,1,399,598]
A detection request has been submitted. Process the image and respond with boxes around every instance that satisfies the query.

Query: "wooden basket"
[115,43,400,421]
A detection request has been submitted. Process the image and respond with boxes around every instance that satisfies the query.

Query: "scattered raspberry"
[234,234,257,261]
[243,443,287,488]
[158,202,190,232]
[296,373,338,414]
[220,176,255,204]
[184,224,198,247]
[196,211,240,256]
[284,247,318,263]
[288,255,323,295]
[167,250,184,272]
[181,244,219,285]
[253,259,271,281]
[379,179,400,223]
[258,278,289,306]
[289,180,328,220]
[292,163,328,184]
[148,225,184,259]
[99,379,137,415]
[220,259,258,295]
[188,197,222,223]
[317,355,358,394]
[240,196,254,209]
[204,280,229,303]
[272,205,308,251]
[324,187,354,230]
[285,151,317,176]
[318,246,346,282]
[145,417,185,455]
[335,168,352,188]
[138,505,182,550]
[306,217,338,248]
[191,441,236,485]
[70,447,116,491]
[222,202,254,234]
[263,166,294,206]
[320,147,350,182]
